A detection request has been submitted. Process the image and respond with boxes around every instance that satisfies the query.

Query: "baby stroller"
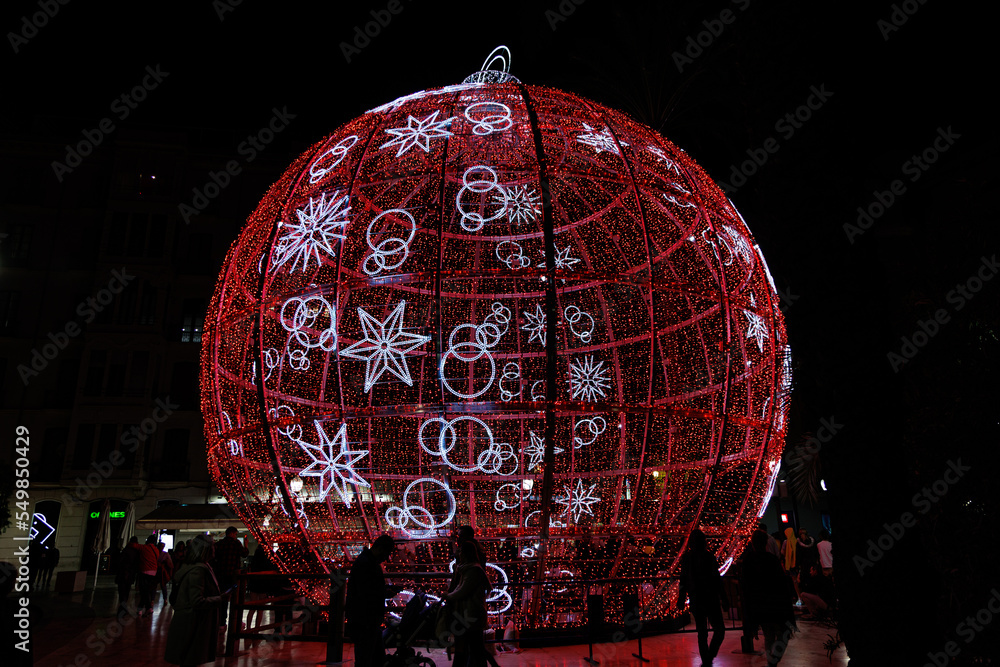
[383,591,440,667]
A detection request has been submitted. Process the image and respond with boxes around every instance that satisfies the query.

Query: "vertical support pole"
[225,572,243,657]
[630,588,649,662]
[325,570,346,664]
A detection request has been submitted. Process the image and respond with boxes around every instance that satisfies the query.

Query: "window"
[2,224,32,265]
[121,425,138,470]
[96,423,117,462]
[0,291,19,334]
[126,216,148,256]
[104,211,170,259]
[147,215,167,258]
[81,350,150,398]
[180,298,205,343]
[32,500,62,546]
[116,287,137,325]
[53,359,80,407]
[160,429,190,480]
[39,428,68,482]
[82,351,107,396]
[72,424,96,469]
[128,351,149,397]
[106,212,128,256]
[106,351,127,397]
[169,362,198,409]
[109,280,156,328]
[138,283,157,325]
[183,233,213,272]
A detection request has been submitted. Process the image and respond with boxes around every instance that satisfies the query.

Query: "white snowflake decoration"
[381,110,455,157]
[521,430,564,471]
[496,185,541,224]
[744,309,767,353]
[647,145,681,174]
[298,421,370,506]
[521,303,546,346]
[272,191,351,273]
[568,355,611,402]
[576,123,624,155]
[722,225,754,265]
[555,479,601,523]
[664,193,697,209]
[340,300,432,392]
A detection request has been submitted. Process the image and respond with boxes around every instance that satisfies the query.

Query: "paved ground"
[28,582,848,666]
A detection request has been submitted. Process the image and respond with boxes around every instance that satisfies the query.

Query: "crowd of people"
[677,521,836,667]
[344,522,834,667]
[101,520,833,667]
[105,526,249,666]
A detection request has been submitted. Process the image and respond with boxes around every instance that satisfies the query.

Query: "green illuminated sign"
[89,511,127,519]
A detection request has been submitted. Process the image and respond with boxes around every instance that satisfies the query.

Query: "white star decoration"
[272,191,351,273]
[339,300,432,392]
[537,244,581,271]
[744,310,767,352]
[381,110,455,157]
[555,479,601,522]
[298,421,370,506]
[521,303,546,346]
[568,355,611,402]
[521,430,565,471]
[497,185,541,224]
[576,123,625,155]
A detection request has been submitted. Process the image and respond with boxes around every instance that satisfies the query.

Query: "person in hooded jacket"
[165,535,230,667]
[446,540,490,667]
[741,530,798,667]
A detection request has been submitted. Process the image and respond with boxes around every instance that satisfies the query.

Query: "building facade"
[0,120,306,576]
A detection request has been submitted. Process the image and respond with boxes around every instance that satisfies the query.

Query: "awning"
[135,504,246,531]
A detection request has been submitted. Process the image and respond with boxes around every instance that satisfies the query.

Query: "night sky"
[4,0,995,663]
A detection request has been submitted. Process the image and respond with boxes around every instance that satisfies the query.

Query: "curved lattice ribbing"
[201,77,791,627]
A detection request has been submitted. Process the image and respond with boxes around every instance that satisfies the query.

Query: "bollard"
[583,594,603,665]
[322,569,346,664]
[225,571,245,657]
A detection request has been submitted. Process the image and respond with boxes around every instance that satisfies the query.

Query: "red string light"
[201,78,791,627]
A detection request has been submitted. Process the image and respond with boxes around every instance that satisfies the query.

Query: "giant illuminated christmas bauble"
[201,52,791,627]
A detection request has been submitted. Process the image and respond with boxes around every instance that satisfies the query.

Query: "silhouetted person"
[741,530,797,666]
[677,529,728,666]
[116,536,140,608]
[446,540,490,667]
[211,526,248,593]
[165,535,230,666]
[346,535,397,667]
[172,540,187,573]
[816,530,833,577]
[781,527,796,572]
[156,541,174,603]
[137,535,160,616]
[799,563,835,620]
[758,521,781,559]
[29,539,44,589]
[796,528,817,572]
[448,526,500,667]
[39,545,59,587]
